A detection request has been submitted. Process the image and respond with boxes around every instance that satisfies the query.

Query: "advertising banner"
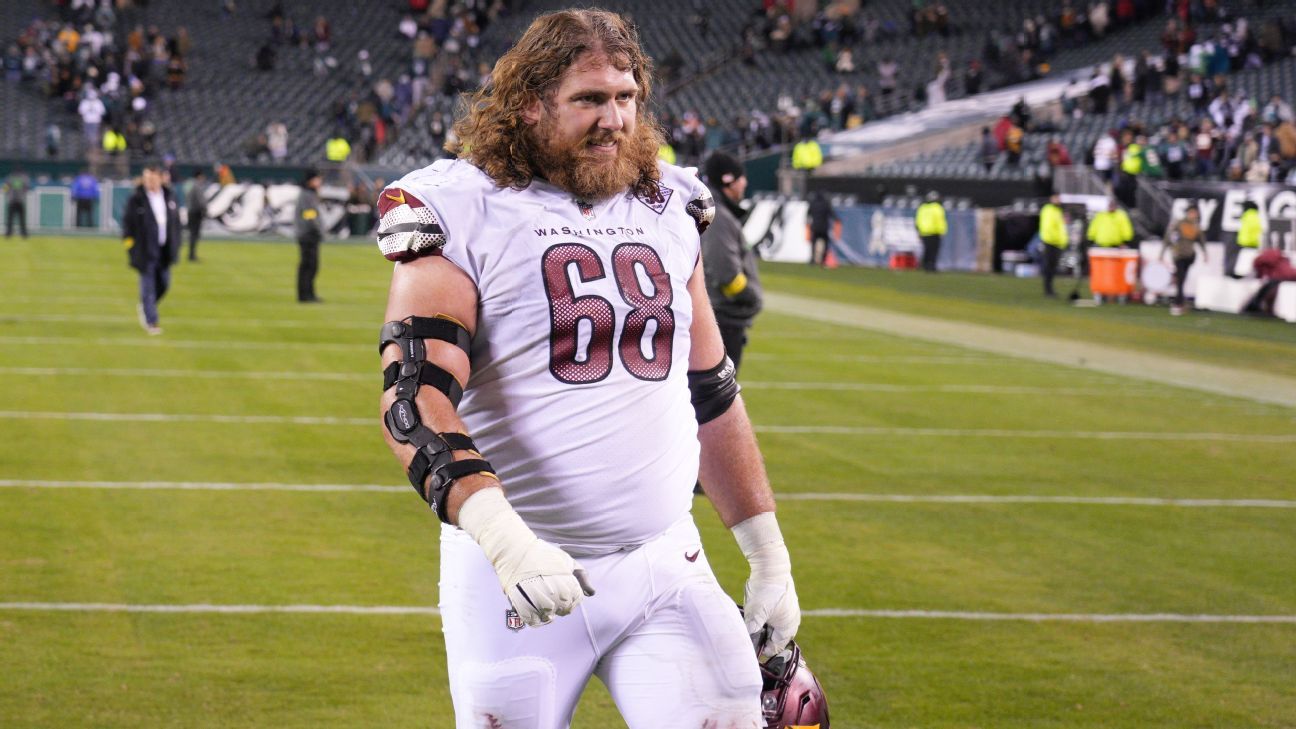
[745,199,979,271]
[1151,180,1296,250]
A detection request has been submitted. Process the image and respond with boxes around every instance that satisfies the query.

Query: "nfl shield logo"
[575,198,596,221]
[505,609,524,632]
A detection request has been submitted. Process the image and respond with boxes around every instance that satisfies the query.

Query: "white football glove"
[733,512,801,660]
[457,488,594,628]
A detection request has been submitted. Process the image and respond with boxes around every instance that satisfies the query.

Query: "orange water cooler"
[1087,248,1139,300]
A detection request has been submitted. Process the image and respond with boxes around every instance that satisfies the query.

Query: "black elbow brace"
[687,356,741,425]
[380,315,494,522]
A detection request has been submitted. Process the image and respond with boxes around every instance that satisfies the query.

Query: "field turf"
[1,237,1294,727]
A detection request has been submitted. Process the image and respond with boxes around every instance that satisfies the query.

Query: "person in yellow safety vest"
[914,190,947,272]
[791,136,823,171]
[1229,200,1264,277]
[657,142,676,164]
[1038,194,1069,297]
[325,135,351,163]
[102,127,127,154]
[1087,198,1134,248]
[1120,139,1144,175]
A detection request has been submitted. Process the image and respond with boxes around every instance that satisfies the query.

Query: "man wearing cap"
[915,190,947,272]
[121,162,181,335]
[701,151,762,372]
[296,169,324,302]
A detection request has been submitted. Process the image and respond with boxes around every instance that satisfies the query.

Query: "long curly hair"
[447,9,663,197]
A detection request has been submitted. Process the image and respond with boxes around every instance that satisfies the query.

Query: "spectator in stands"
[1093,131,1118,182]
[1262,94,1294,125]
[3,169,30,239]
[295,169,323,303]
[267,121,289,162]
[1116,130,1144,206]
[1089,1,1110,39]
[1161,125,1189,179]
[1087,198,1134,249]
[926,53,950,106]
[807,191,839,267]
[877,56,898,97]
[964,59,984,96]
[914,191,947,273]
[1038,194,1069,297]
[1047,138,1073,167]
[70,169,98,228]
[1194,119,1219,177]
[1005,123,1024,166]
[1160,205,1208,315]
[980,127,998,171]
[1088,67,1111,113]
[122,161,180,335]
[701,152,762,372]
[186,170,207,262]
[78,87,106,145]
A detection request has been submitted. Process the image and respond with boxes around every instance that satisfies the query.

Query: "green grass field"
[2,237,1294,728]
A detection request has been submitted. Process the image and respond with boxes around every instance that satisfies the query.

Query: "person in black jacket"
[296,169,324,303]
[700,152,762,372]
[122,161,181,335]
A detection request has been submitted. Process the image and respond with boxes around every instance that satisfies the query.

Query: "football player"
[376,10,800,727]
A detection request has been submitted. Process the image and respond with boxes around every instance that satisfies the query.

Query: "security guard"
[1038,194,1069,296]
[914,191,947,272]
[791,135,823,172]
[1232,200,1263,277]
[325,134,351,164]
[296,169,324,302]
[1087,198,1134,248]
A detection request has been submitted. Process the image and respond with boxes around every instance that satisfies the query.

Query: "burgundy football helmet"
[759,639,830,729]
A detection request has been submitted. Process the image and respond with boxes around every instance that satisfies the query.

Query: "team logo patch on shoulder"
[685,188,715,234]
[375,187,447,262]
[636,184,673,215]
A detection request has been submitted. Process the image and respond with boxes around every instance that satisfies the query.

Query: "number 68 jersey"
[378,159,717,555]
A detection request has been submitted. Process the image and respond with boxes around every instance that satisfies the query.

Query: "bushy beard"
[529,117,660,200]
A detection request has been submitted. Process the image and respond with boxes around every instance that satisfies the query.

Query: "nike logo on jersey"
[384,189,406,205]
[685,549,700,562]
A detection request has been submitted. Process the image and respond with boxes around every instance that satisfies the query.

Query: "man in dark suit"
[122,161,181,334]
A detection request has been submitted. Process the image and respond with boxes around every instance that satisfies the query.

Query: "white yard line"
[3,480,1293,508]
[765,291,1296,408]
[0,367,368,382]
[3,410,1291,442]
[0,336,361,352]
[1,368,1139,394]
[0,411,371,426]
[0,313,375,330]
[0,602,1292,623]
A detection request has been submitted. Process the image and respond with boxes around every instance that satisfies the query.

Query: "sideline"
[2,411,1292,441]
[1,602,1292,623]
[3,480,1294,507]
[765,291,1296,408]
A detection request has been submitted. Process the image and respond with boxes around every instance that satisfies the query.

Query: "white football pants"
[439,515,763,728]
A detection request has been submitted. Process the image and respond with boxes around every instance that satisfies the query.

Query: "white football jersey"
[380,159,716,554]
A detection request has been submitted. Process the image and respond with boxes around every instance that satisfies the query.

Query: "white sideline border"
[0,602,1292,623]
[3,480,1294,508]
[5,410,1291,442]
[0,367,1161,396]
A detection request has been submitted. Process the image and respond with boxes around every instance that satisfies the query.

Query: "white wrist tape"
[457,487,538,576]
[732,511,789,572]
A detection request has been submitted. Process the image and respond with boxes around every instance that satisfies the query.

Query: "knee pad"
[453,658,557,729]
